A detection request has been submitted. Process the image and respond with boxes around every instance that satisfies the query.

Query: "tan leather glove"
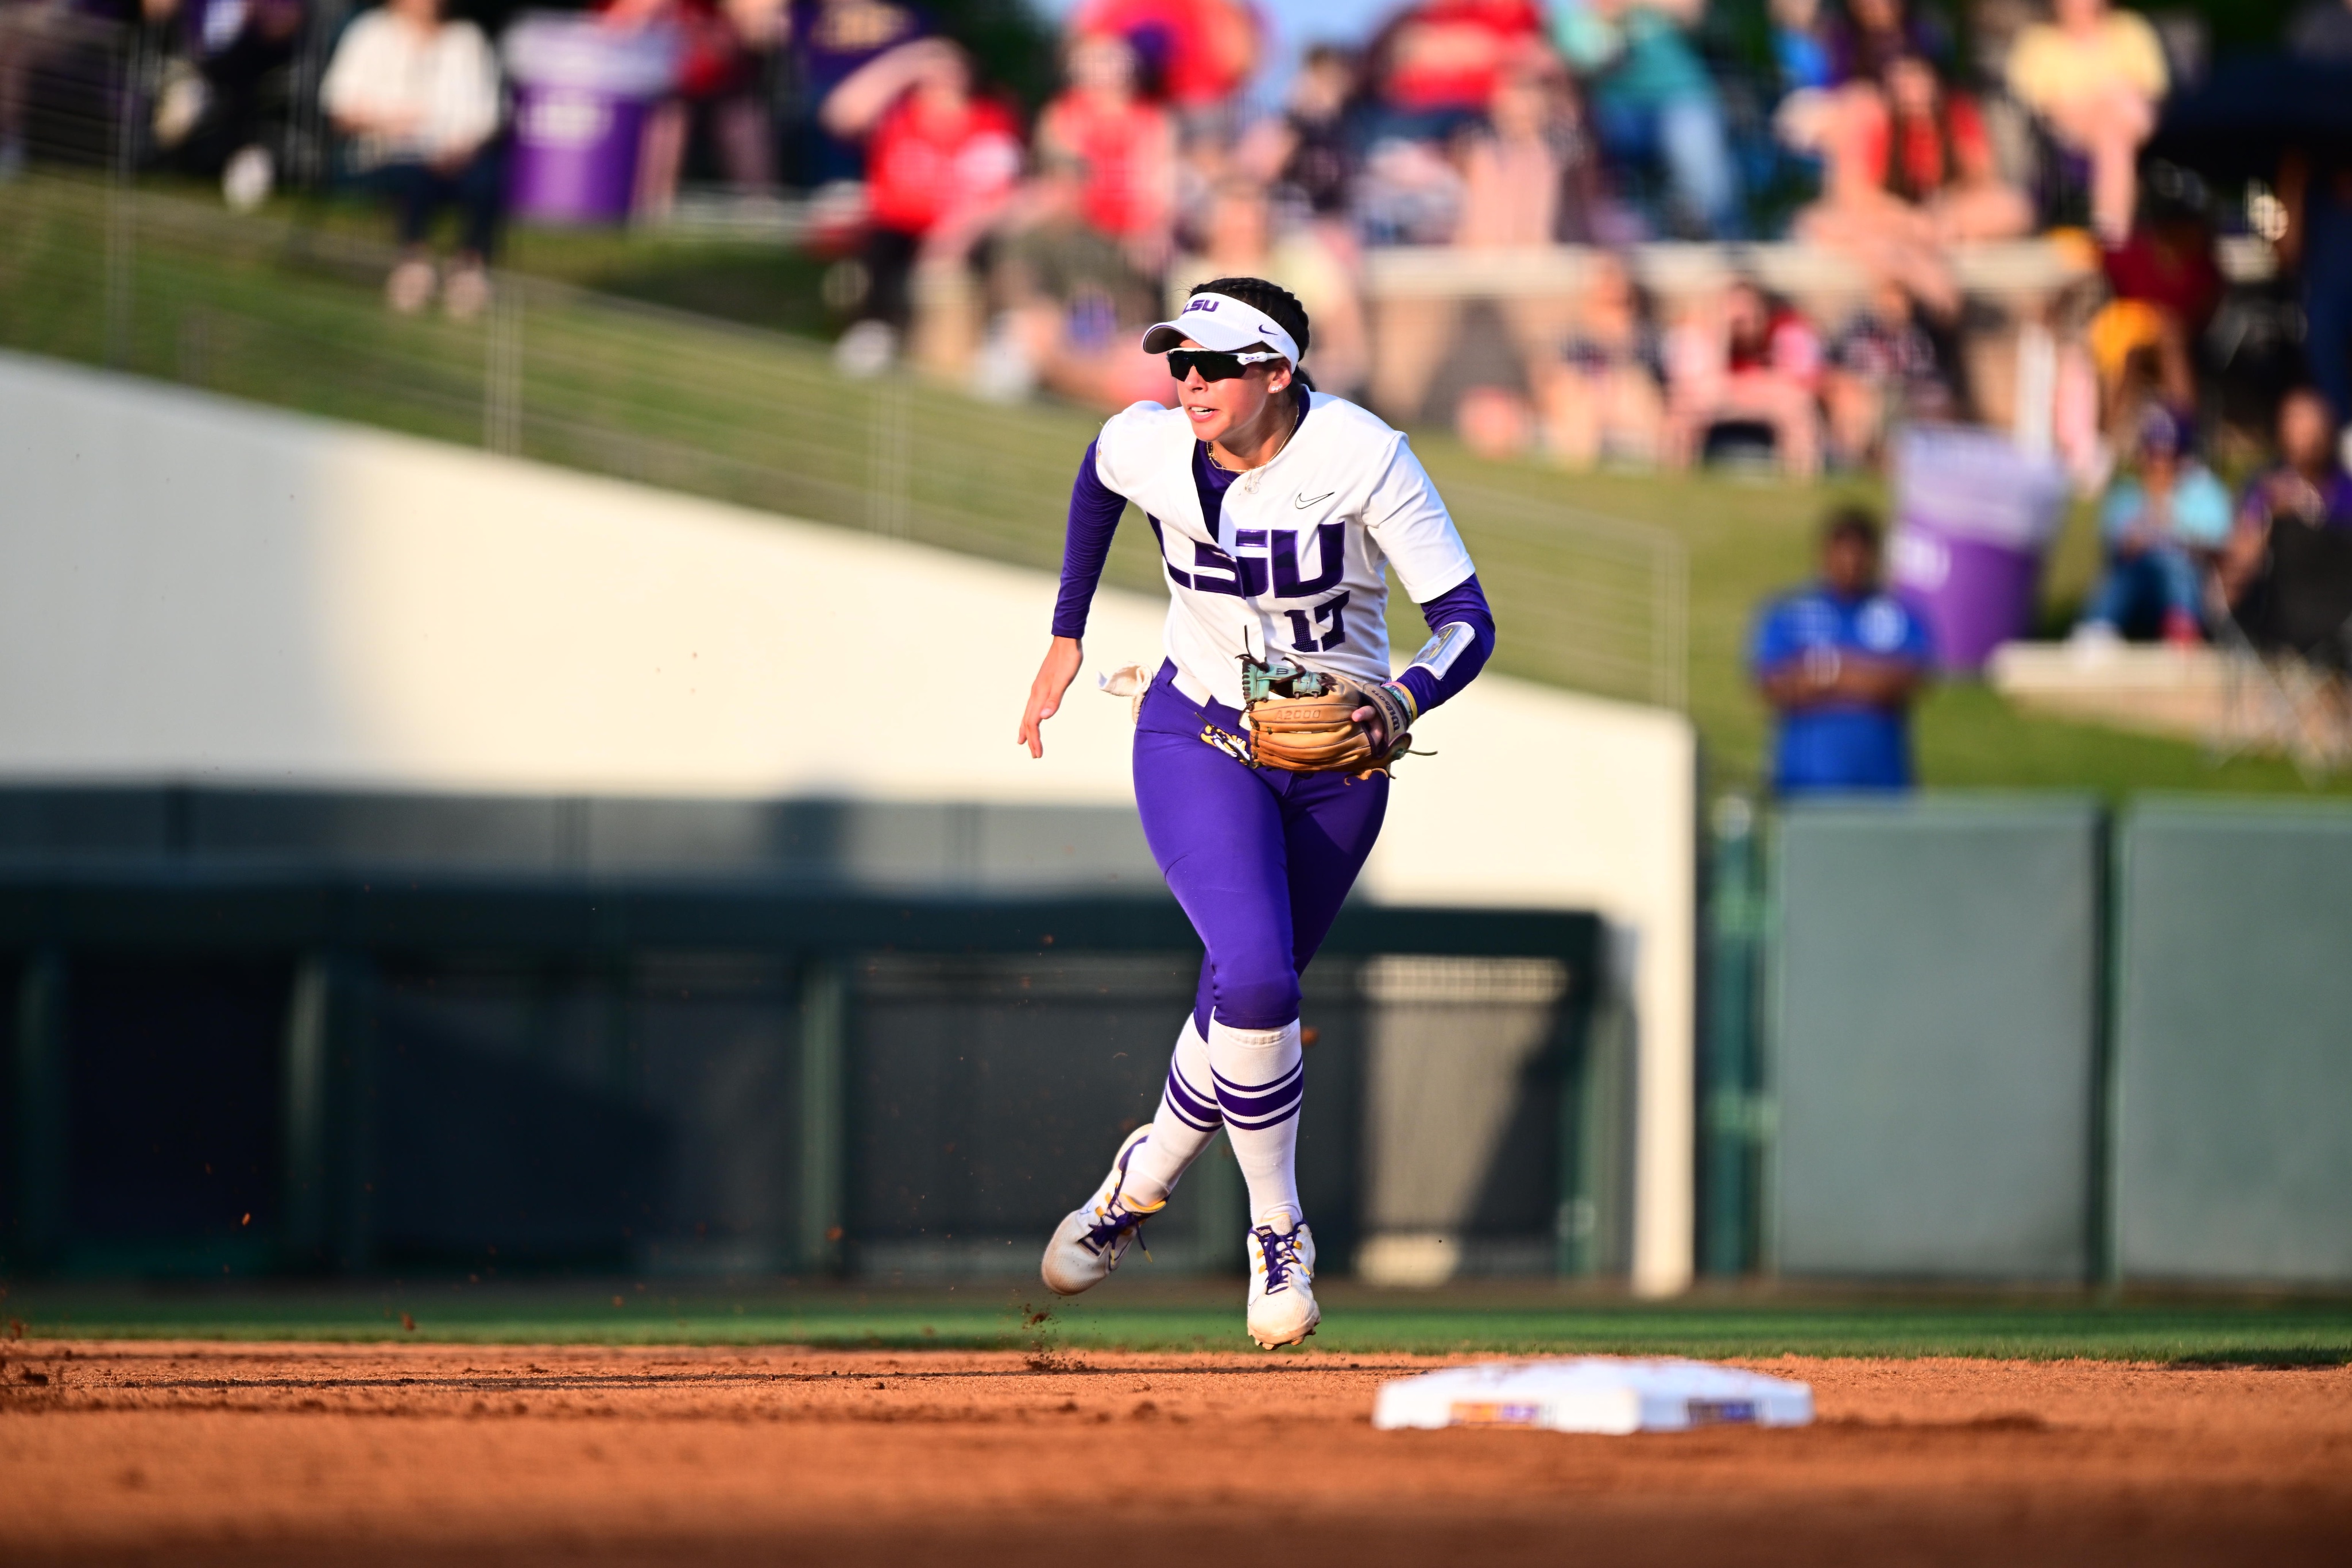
[1247,675,1415,775]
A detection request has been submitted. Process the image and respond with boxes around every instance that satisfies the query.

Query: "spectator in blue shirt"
[1751,506,1933,794]
[1555,0,1743,239]
[2073,404,2231,646]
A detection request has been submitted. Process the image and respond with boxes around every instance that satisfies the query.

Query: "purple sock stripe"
[1161,1090,1219,1132]
[1210,1061,1305,1120]
[1214,1094,1303,1126]
[1222,1102,1303,1132]
[1172,1059,1218,1106]
[1164,1066,1221,1129]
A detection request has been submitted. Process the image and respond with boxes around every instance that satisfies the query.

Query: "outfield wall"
[1771,799,2103,1281]
[0,353,1698,1292]
[2112,802,2352,1286]
[1764,796,2352,1289]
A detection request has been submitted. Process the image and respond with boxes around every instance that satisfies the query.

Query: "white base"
[1372,1357,1813,1435]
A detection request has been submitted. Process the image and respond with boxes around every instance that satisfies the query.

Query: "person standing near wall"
[1751,506,1932,794]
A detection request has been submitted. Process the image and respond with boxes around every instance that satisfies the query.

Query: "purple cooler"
[1888,427,2070,672]
[502,14,679,226]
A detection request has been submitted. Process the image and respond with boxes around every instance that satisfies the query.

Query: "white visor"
[1140,291,1302,367]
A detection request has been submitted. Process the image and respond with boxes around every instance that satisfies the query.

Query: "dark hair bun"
[1189,276,1312,362]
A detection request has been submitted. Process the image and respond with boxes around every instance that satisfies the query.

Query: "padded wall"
[2113,802,2352,1284]
[1772,798,2102,1280]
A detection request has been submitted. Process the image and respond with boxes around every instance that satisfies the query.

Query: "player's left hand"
[1018,636,1085,758]
[1349,682,1414,760]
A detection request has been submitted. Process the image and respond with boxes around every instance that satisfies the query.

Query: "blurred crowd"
[6,0,2352,656]
[0,3,2226,357]
[806,0,2196,440]
[2071,385,2352,653]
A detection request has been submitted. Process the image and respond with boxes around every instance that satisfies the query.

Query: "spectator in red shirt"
[1368,0,1548,137]
[822,37,1024,375]
[1877,57,2026,240]
[1796,56,2024,316]
[1036,30,1177,274]
[1068,0,1260,114]
[1665,276,1824,478]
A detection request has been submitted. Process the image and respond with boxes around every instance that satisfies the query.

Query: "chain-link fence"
[1,162,1689,709]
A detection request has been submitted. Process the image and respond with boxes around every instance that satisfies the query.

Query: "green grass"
[5,173,2349,799]
[7,1281,2349,1363]
[134,174,849,339]
[502,226,843,340]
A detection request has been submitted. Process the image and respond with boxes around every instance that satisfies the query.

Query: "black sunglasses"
[1167,349,1286,382]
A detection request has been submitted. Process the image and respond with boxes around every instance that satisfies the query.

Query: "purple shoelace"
[1253,1225,1303,1292]
[1081,1139,1151,1257]
[1081,1202,1147,1256]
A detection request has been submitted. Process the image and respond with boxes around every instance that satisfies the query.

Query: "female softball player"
[1016,276,1495,1347]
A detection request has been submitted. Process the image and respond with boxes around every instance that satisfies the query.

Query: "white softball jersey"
[1090,393,1477,711]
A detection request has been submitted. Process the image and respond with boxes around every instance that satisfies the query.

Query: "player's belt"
[1171,667,1218,709]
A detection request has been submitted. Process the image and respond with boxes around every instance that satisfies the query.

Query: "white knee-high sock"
[1121,1015,1221,1207]
[1208,1018,1304,1228]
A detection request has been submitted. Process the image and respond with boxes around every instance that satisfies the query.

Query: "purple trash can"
[502,14,679,226]
[1888,427,2070,671]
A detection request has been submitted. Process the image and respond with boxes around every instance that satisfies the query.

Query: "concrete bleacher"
[1988,641,2230,745]
[891,230,2102,429]
[1359,238,2095,427]
[1363,238,2094,309]
[1990,639,2352,770]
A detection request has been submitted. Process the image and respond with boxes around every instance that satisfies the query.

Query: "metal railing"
[0,164,1689,711]
[1441,480,1689,711]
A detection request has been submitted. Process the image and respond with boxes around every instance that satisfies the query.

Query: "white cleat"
[1040,1126,1166,1296]
[1245,1218,1319,1348]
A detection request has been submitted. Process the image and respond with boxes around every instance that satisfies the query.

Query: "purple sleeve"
[1051,439,1128,640]
[1392,573,1496,715]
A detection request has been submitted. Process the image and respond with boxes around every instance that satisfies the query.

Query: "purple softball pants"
[1131,662,1390,1036]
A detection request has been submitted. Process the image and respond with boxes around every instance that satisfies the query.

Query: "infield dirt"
[5,1339,2349,1566]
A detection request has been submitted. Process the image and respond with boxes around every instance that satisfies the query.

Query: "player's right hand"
[1018,636,1085,758]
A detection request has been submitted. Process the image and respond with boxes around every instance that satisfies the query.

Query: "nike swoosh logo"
[1295,491,1334,508]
